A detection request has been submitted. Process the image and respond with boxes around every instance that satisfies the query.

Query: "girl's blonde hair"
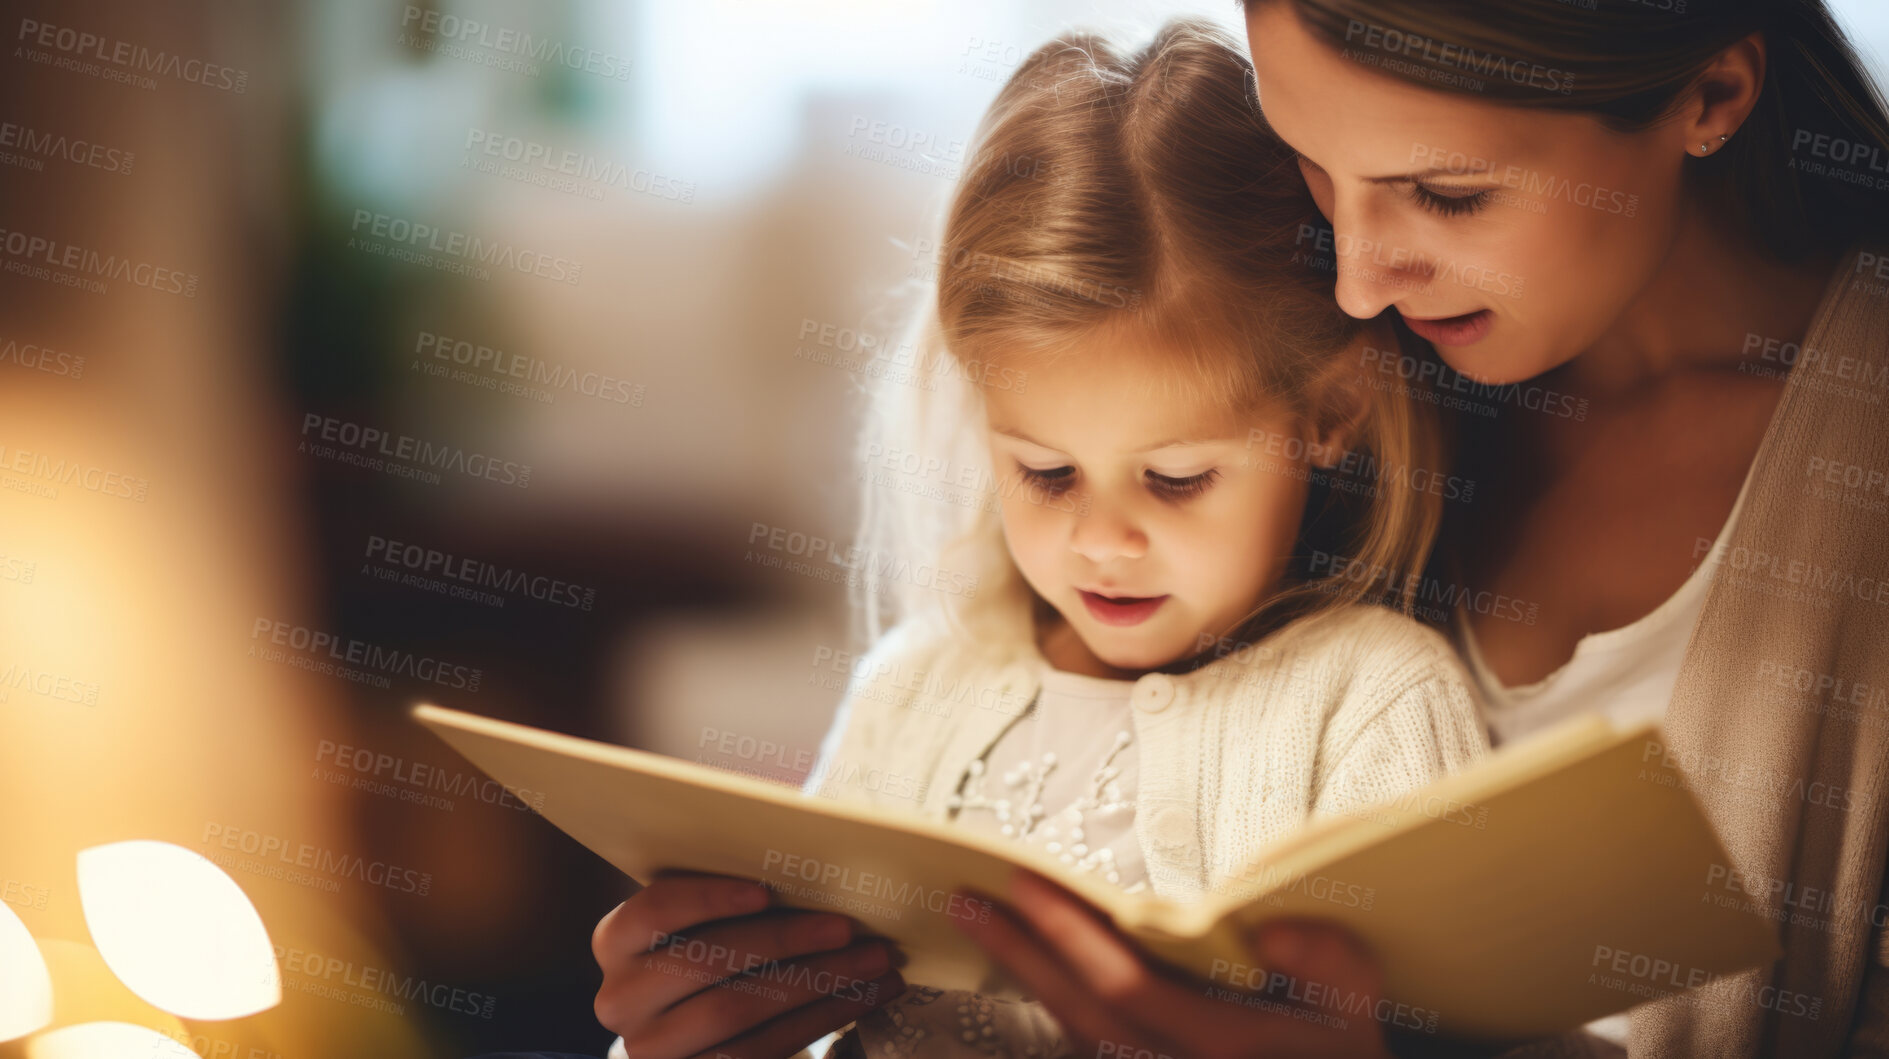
[850,18,1448,668]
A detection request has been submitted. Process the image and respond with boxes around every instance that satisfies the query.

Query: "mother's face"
[1245,2,1689,384]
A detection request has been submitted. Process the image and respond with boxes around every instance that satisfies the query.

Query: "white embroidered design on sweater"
[948,727,1138,888]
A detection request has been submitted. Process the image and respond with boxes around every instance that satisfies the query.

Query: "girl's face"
[1244,3,1691,384]
[982,340,1337,675]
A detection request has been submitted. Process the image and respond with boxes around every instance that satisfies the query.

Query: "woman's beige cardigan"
[1626,240,1889,1058]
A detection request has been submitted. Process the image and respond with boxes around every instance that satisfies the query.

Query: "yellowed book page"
[412,703,1149,995]
[1129,720,1778,1043]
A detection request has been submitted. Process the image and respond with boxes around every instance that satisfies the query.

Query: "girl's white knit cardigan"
[603,603,1491,1059]
[805,602,1491,903]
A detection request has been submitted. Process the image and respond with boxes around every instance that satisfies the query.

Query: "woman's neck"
[1564,198,1845,399]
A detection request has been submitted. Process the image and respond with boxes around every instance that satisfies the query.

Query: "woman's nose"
[1324,189,1425,321]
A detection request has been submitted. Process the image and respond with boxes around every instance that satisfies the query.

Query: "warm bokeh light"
[0,900,53,1043]
[28,939,187,1040]
[76,841,281,1021]
[25,1021,199,1059]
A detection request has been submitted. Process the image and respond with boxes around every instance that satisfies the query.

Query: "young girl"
[592,20,1488,1059]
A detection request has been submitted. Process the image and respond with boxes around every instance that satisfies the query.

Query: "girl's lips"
[1079,590,1169,627]
[1399,308,1493,347]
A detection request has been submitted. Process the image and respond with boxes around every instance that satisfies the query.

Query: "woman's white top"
[1457,461,1756,747]
[1455,460,1755,1054]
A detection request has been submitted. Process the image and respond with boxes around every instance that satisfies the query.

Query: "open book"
[413,703,1776,1043]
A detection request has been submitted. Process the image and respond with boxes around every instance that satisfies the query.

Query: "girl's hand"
[954,870,1398,1059]
[592,870,905,1059]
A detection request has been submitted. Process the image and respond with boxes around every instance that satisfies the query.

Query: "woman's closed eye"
[1409,181,1491,217]
[1292,149,1490,218]
[1016,463,1219,500]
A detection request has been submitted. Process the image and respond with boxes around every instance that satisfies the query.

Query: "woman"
[956,1,1889,1057]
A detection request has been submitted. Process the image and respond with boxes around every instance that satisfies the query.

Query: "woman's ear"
[1305,330,1379,469]
[1680,30,1764,155]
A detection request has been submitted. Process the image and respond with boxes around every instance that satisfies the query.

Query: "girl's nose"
[1068,502,1148,563]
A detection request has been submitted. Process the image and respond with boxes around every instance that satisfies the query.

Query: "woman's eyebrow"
[1296,147,1497,184]
[1364,163,1494,185]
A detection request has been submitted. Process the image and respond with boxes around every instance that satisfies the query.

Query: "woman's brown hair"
[1242,0,1889,261]
[861,18,1451,659]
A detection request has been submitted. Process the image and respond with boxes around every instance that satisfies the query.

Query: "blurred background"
[0,1,1885,1056]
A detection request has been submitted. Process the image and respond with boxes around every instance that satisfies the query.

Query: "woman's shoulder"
[1815,238,1889,334]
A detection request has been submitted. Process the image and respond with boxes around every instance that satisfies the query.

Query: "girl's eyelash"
[1410,182,1491,217]
[1147,468,1219,499]
[1016,463,1218,500]
[1018,465,1074,491]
